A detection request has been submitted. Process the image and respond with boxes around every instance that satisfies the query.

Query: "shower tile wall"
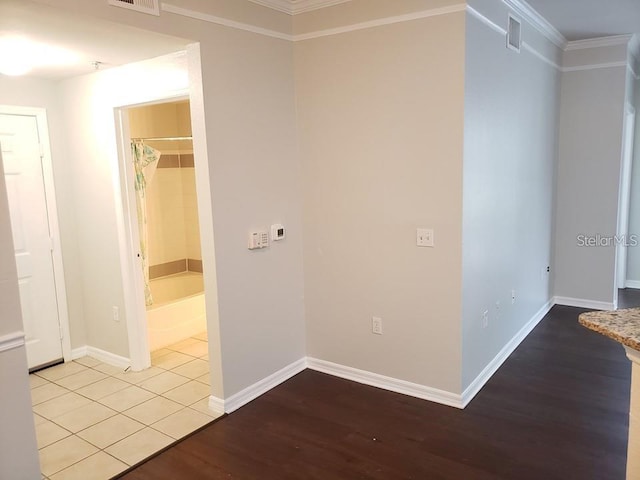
[129,101,202,279]
[147,167,189,269]
[182,167,201,262]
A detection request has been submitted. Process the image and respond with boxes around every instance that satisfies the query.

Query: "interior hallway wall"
[462,1,561,390]
[296,11,466,394]
[554,43,629,306]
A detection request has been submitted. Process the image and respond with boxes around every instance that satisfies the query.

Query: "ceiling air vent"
[507,14,522,52]
[108,0,160,16]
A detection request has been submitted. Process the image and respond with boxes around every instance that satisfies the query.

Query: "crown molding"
[565,34,633,51]
[247,0,352,15]
[294,4,466,41]
[162,3,293,40]
[165,1,466,42]
[502,0,567,49]
[561,61,628,73]
[247,0,291,14]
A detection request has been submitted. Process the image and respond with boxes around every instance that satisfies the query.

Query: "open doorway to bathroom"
[126,99,209,366]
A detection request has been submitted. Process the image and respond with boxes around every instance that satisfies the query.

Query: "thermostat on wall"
[271,224,286,241]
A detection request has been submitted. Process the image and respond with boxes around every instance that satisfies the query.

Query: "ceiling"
[0,0,190,79]
[525,0,640,41]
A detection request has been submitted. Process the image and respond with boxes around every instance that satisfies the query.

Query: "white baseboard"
[460,298,554,407]
[306,357,464,409]
[223,358,307,413]
[207,395,225,416]
[625,281,640,289]
[553,296,615,311]
[71,345,131,369]
[70,346,87,360]
[70,297,558,416]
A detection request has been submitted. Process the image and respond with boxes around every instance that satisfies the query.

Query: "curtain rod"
[132,136,193,141]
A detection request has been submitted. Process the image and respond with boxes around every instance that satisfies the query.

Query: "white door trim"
[113,92,191,372]
[0,105,72,362]
[615,102,636,301]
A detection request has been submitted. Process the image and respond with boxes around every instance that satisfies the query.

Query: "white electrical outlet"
[372,316,383,335]
[541,265,550,280]
[416,228,434,247]
[112,306,120,322]
[511,289,516,305]
[481,310,489,329]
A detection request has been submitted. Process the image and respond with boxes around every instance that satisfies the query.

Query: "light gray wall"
[554,45,628,305]
[198,28,305,396]
[0,76,86,349]
[295,11,466,394]
[0,156,41,479]
[462,2,561,389]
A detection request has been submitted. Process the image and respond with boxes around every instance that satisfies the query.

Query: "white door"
[0,113,63,369]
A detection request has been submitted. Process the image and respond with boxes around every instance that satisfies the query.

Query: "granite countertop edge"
[579,308,640,352]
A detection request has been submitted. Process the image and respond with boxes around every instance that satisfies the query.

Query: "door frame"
[113,92,190,371]
[615,102,637,300]
[0,105,72,363]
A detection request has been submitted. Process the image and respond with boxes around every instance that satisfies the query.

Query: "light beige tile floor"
[31,333,220,479]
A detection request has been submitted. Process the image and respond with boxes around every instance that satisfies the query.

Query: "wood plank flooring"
[118,303,632,480]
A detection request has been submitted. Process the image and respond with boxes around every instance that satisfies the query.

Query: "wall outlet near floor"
[481,310,489,329]
[372,316,383,335]
[112,306,120,322]
[416,228,434,247]
[541,265,551,280]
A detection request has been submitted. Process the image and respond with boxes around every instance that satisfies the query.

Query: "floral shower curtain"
[132,141,161,306]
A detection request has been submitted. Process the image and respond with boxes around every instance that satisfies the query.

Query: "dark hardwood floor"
[118,305,631,480]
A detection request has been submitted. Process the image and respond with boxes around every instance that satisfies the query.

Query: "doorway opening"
[127,100,207,355]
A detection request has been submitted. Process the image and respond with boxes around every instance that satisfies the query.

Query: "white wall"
[0,157,41,480]
[554,44,628,306]
[0,76,86,349]
[296,10,466,394]
[462,2,561,389]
